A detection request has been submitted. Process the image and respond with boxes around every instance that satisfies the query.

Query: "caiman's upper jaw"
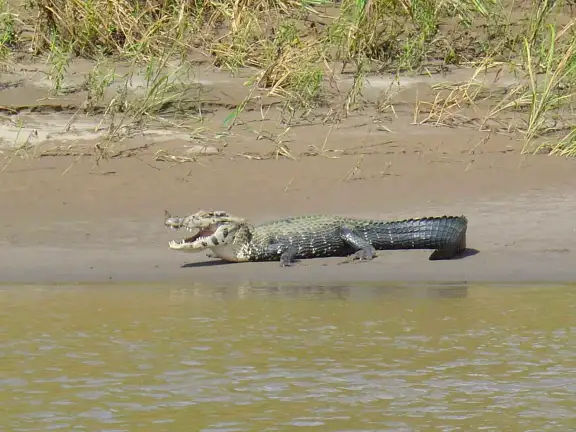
[164,210,245,232]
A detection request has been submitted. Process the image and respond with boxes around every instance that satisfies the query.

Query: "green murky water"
[1,283,575,431]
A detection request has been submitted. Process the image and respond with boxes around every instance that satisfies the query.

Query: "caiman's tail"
[362,215,468,260]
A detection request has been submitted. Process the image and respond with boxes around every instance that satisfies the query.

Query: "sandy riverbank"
[1,144,575,285]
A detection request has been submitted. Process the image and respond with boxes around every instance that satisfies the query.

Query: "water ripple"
[1,283,575,431]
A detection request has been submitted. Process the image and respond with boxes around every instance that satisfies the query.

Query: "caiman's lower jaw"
[168,225,218,250]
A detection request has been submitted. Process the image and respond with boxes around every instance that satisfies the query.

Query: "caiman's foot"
[279,247,300,267]
[280,258,299,267]
[352,245,376,260]
[339,226,377,264]
[342,245,377,264]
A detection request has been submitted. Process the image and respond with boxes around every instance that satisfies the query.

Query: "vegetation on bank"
[1,0,576,156]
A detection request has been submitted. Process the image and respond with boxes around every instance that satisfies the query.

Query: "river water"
[1,282,575,431]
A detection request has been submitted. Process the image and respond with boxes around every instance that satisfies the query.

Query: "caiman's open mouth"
[177,225,218,245]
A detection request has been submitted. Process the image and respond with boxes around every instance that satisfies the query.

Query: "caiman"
[164,210,468,267]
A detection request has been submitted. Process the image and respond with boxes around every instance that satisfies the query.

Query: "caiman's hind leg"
[429,230,467,260]
[340,226,376,262]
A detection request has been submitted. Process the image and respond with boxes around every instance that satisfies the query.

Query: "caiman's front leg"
[265,242,299,267]
[340,226,376,261]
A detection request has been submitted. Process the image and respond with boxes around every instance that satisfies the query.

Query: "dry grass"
[411,6,576,156]
[18,0,511,109]
[2,0,576,161]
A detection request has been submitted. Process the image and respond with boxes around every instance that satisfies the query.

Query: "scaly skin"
[164,210,468,267]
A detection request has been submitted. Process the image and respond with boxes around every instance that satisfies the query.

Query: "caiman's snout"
[164,210,185,231]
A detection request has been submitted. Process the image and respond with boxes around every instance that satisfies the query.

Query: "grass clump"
[411,1,576,157]
[0,0,19,59]
[523,20,576,155]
